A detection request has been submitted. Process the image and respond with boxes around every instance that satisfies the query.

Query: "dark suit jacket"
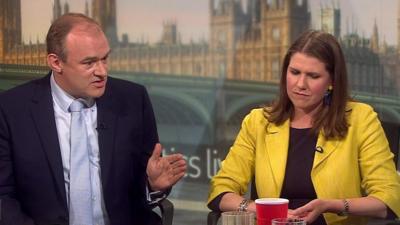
[0,74,160,225]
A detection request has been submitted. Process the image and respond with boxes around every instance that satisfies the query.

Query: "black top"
[280,127,326,225]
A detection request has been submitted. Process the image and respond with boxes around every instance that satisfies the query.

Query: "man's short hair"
[46,13,102,62]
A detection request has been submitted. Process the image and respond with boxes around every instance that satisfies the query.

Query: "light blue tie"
[69,99,93,225]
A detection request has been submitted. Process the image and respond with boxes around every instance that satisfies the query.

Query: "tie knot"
[69,100,86,112]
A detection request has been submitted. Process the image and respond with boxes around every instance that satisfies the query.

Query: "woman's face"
[286,52,332,115]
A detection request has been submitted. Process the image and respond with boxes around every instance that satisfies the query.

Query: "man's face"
[55,25,111,99]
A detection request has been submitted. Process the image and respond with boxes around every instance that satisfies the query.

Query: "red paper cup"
[255,198,289,225]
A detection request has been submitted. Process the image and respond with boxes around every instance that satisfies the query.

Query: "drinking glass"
[271,218,306,225]
[221,211,255,225]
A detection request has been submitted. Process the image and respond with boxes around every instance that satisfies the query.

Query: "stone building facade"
[0,0,398,95]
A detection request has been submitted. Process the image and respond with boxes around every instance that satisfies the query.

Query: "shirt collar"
[50,73,95,112]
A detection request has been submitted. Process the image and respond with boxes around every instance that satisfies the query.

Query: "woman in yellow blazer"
[207,30,400,225]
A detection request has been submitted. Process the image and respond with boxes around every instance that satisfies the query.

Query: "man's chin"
[87,87,106,99]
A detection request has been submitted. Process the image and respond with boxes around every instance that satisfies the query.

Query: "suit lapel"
[96,89,117,191]
[265,120,290,195]
[29,75,68,210]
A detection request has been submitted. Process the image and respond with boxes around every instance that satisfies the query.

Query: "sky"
[20,0,399,45]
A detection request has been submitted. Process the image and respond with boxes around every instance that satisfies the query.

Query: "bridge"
[1,63,400,148]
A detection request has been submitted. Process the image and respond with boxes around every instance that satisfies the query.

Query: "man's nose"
[94,61,107,77]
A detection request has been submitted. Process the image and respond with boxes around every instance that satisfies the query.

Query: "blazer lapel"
[96,92,117,191]
[264,120,290,195]
[313,133,340,169]
[29,75,68,210]
[313,105,352,169]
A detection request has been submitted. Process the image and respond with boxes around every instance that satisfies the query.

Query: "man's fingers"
[175,171,186,179]
[150,143,162,161]
[170,171,186,185]
[172,161,187,173]
[173,159,187,168]
[165,153,184,164]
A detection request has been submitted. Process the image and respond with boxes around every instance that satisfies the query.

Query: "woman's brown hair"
[265,30,350,139]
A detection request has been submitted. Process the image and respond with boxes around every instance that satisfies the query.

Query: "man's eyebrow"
[81,56,97,63]
[81,50,112,63]
[102,49,112,59]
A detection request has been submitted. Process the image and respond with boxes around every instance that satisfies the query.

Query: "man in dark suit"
[0,13,186,225]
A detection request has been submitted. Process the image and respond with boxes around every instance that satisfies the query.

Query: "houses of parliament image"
[1,0,400,96]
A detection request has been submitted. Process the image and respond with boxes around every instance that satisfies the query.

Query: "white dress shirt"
[50,74,109,225]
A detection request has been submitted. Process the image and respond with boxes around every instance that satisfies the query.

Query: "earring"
[323,85,333,106]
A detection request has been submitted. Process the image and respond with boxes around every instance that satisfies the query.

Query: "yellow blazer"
[208,102,400,225]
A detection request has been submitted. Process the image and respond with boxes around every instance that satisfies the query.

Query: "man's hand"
[146,143,187,191]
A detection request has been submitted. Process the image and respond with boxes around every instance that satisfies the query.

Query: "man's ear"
[47,53,63,73]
